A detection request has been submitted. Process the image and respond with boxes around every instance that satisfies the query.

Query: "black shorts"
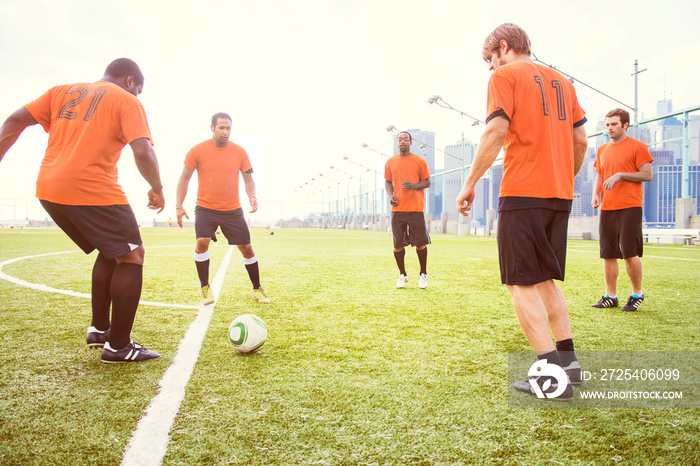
[497,208,570,286]
[391,211,430,249]
[195,206,251,245]
[599,207,643,259]
[39,200,142,260]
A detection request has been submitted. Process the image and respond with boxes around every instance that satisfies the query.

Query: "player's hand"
[147,188,165,214]
[591,196,600,209]
[456,186,475,217]
[603,173,622,190]
[249,196,259,213]
[402,181,415,191]
[389,194,399,206]
[176,207,189,228]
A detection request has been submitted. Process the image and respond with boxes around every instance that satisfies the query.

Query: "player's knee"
[238,243,254,257]
[116,244,145,265]
[196,237,211,252]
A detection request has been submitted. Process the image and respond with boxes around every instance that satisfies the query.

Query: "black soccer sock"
[91,253,117,331]
[534,351,564,391]
[416,247,428,275]
[556,338,578,367]
[109,263,143,350]
[194,250,210,288]
[393,249,407,275]
[537,350,562,366]
[244,256,261,289]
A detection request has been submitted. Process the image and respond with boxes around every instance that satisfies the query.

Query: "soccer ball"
[228,314,267,353]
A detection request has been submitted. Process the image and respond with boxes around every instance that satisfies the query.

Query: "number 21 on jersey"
[58,87,106,122]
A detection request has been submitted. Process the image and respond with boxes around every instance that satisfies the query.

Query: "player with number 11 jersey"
[487,60,586,201]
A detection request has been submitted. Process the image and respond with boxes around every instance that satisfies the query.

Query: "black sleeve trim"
[485,109,510,124]
[573,117,587,128]
[245,168,254,174]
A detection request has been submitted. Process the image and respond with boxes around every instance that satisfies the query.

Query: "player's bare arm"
[130,137,164,213]
[385,180,398,206]
[242,171,258,213]
[0,107,38,163]
[591,173,602,209]
[457,116,509,215]
[175,166,194,227]
[602,162,653,190]
[573,125,588,176]
[402,178,431,191]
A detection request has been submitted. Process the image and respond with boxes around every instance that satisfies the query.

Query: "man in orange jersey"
[591,108,653,312]
[456,24,588,400]
[176,113,269,305]
[0,58,164,363]
[385,131,431,289]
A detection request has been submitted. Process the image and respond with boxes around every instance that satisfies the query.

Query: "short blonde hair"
[482,23,531,62]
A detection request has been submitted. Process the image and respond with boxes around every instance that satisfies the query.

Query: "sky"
[1,0,699,224]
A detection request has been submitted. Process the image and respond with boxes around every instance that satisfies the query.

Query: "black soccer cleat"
[101,341,160,363]
[87,326,110,348]
[591,295,618,308]
[622,294,644,312]
[513,376,573,401]
[562,361,583,385]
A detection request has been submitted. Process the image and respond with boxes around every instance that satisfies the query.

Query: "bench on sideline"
[643,228,700,245]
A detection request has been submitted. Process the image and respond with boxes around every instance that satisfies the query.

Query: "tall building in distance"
[645,166,700,224]
[442,138,476,220]
[690,115,700,166]
[643,100,700,224]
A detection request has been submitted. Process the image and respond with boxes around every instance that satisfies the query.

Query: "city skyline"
[1,0,700,224]
[296,97,698,229]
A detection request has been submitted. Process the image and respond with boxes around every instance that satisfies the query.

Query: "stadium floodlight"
[362,143,390,159]
[427,95,484,125]
[342,156,371,172]
[386,125,398,134]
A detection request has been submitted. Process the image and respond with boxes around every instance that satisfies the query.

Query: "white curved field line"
[121,245,236,466]
[0,245,237,465]
[0,246,201,309]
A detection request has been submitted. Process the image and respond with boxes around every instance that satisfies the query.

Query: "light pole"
[362,143,392,226]
[321,172,343,227]
[427,94,481,181]
[427,95,485,221]
[330,165,354,226]
[427,95,484,125]
[361,143,390,159]
[344,156,378,224]
[317,173,338,228]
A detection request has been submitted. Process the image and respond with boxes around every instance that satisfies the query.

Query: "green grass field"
[1,227,699,465]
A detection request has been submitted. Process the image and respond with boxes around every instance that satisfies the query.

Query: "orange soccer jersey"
[25,81,153,205]
[487,61,586,200]
[384,153,430,212]
[184,140,253,211]
[594,137,653,210]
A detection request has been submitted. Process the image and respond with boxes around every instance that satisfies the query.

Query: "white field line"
[567,248,700,262]
[121,245,235,466]
[0,246,203,309]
